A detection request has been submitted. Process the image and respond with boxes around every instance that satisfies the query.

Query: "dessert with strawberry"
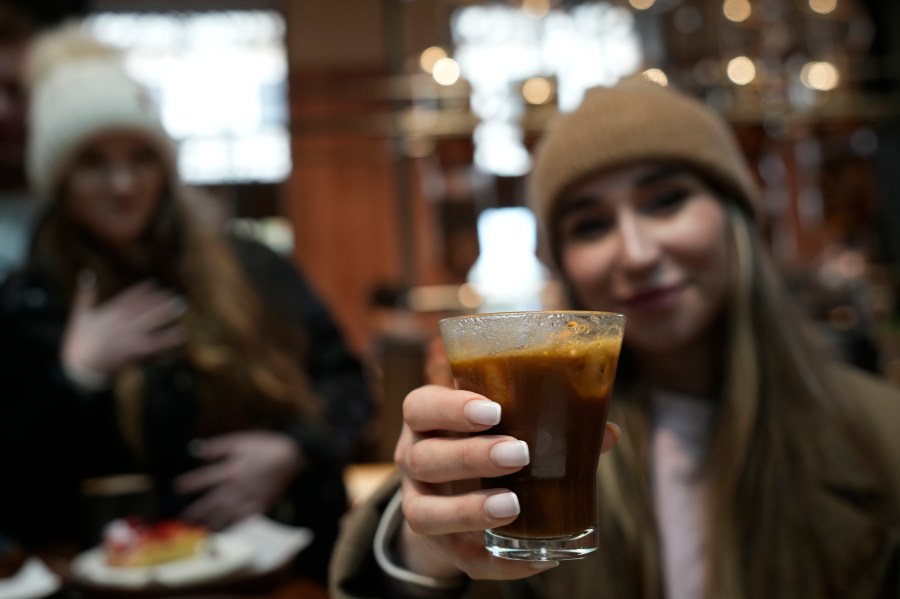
[103,518,208,568]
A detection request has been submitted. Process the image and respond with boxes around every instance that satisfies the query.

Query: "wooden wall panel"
[288,137,401,355]
[281,1,466,357]
[286,139,458,355]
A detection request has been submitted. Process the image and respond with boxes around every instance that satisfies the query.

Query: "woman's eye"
[131,149,158,167]
[646,189,690,213]
[76,151,104,170]
[562,215,612,241]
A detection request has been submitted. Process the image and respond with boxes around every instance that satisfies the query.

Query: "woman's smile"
[620,283,685,314]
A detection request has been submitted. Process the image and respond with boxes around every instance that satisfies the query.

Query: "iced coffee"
[440,311,624,561]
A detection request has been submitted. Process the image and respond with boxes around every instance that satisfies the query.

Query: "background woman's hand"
[395,384,621,581]
[61,274,186,385]
[174,430,304,530]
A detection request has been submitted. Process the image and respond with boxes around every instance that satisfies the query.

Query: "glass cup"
[439,310,625,561]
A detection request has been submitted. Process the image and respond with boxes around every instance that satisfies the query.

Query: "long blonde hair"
[35,181,321,457]
[593,205,891,598]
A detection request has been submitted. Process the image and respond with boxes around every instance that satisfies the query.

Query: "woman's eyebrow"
[634,166,685,187]
[557,166,689,216]
[557,195,599,216]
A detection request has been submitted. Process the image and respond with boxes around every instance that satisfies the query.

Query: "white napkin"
[0,558,61,599]
[218,516,313,574]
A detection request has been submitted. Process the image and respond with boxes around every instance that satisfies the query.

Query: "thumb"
[600,422,621,454]
[71,270,98,316]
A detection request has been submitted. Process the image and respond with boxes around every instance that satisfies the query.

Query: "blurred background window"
[446,2,642,176]
[86,10,291,185]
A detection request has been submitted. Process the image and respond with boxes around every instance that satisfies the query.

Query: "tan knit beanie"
[530,76,761,261]
[25,23,177,200]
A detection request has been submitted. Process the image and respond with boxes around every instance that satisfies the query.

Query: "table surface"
[30,546,330,599]
[343,462,396,507]
[4,462,400,599]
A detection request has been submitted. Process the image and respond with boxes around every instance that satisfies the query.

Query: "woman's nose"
[616,214,660,272]
[108,164,137,193]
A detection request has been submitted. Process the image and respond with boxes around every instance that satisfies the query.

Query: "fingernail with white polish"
[490,440,529,468]
[484,492,519,519]
[466,400,500,426]
[608,422,621,443]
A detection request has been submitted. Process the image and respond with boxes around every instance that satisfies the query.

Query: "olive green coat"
[330,366,900,599]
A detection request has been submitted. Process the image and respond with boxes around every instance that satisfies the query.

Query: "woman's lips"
[110,197,140,215]
[622,285,682,312]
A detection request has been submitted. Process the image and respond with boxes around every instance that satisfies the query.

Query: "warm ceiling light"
[809,0,837,14]
[522,0,551,19]
[629,0,656,9]
[723,0,751,22]
[419,46,447,74]
[726,56,756,85]
[800,61,839,91]
[642,68,668,86]
[432,57,461,86]
[522,77,553,104]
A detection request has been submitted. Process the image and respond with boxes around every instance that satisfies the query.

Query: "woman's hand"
[174,430,304,530]
[61,275,185,386]
[395,384,620,581]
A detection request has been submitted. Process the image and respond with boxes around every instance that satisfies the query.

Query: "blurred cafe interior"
[0,0,899,596]
[3,0,900,521]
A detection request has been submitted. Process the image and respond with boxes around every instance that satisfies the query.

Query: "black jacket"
[0,233,372,582]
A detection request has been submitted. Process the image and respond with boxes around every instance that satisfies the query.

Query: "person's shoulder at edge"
[830,360,900,418]
[226,230,283,260]
[329,469,516,599]
[827,362,900,501]
[329,468,399,599]
[224,232,321,314]
[330,469,473,599]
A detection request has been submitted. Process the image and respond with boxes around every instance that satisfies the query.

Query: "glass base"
[485,528,598,561]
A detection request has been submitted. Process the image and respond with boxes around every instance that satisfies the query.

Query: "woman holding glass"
[330,76,900,598]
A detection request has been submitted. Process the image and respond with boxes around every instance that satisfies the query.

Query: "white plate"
[70,536,254,590]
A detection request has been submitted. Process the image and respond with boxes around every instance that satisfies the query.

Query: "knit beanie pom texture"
[529,76,761,260]
[25,22,120,86]
[25,22,177,199]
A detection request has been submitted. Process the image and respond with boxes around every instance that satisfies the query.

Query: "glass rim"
[439,309,625,326]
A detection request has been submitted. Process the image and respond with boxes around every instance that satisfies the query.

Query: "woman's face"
[557,163,731,355]
[61,132,166,250]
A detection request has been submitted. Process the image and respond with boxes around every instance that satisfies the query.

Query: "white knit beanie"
[25,23,177,200]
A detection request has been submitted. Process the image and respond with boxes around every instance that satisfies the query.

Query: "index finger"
[403,385,501,434]
[70,270,98,317]
[173,462,230,494]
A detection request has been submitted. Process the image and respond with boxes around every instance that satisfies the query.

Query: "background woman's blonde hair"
[37,181,322,458]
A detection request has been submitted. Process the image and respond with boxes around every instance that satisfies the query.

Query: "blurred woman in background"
[0,23,371,582]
